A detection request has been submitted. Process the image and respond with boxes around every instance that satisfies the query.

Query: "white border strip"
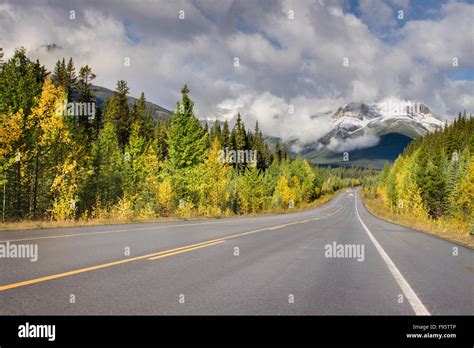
[354,192,430,315]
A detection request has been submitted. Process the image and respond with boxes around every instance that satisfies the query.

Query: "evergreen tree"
[451,157,473,224]
[209,119,222,144]
[154,117,170,161]
[0,48,47,116]
[274,142,282,163]
[203,122,211,148]
[233,113,247,150]
[252,121,270,171]
[378,112,473,226]
[89,121,123,207]
[76,65,97,134]
[65,58,77,100]
[131,92,154,141]
[104,80,131,150]
[237,165,266,213]
[52,58,67,89]
[77,65,96,103]
[222,120,230,148]
[0,48,47,217]
[0,49,386,222]
[167,85,208,170]
[422,141,448,218]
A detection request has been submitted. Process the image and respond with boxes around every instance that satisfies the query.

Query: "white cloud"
[359,0,396,30]
[327,130,380,152]
[0,0,472,150]
[398,2,474,71]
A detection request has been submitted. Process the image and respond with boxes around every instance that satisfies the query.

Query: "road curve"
[0,189,472,315]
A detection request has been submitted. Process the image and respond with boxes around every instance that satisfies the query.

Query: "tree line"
[367,111,473,232]
[0,48,363,221]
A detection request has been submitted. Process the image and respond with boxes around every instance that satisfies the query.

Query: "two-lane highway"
[0,189,472,315]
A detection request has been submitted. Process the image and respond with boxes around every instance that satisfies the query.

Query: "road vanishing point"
[0,189,472,315]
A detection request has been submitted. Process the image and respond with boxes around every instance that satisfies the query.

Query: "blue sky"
[0,0,473,144]
[343,0,473,82]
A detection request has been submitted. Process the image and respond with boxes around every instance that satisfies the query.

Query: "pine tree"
[52,58,67,89]
[422,141,448,218]
[131,92,154,141]
[167,85,208,170]
[65,58,77,100]
[104,80,131,150]
[274,142,282,163]
[203,122,211,148]
[75,65,97,135]
[0,48,47,116]
[451,157,473,224]
[222,120,230,148]
[153,117,170,161]
[120,123,160,216]
[0,49,47,218]
[252,121,269,171]
[77,65,96,103]
[209,119,222,144]
[233,113,247,150]
[88,121,123,208]
[237,165,266,213]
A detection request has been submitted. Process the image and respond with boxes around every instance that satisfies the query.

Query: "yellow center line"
[148,241,224,260]
[0,205,343,292]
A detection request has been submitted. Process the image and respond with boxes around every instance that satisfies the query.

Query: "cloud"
[398,2,474,71]
[0,0,472,151]
[327,130,380,153]
[359,0,397,30]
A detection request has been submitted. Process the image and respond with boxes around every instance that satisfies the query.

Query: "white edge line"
[0,220,233,243]
[354,192,430,316]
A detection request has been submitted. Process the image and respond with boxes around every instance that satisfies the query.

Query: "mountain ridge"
[275,99,445,168]
[90,85,443,168]
[92,85,172,121]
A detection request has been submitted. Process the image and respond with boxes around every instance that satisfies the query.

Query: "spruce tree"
[131,92,154,142]
[65,58,77,100]
[104,80,131,150]
[222,120,230,148]
[167,84,208,170]
[209,119,222,144]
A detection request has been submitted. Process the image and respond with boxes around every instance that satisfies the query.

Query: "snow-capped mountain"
[295,100,444,168]
[329,100,443,140]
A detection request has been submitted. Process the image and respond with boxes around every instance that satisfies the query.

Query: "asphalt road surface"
[0,189,472,315]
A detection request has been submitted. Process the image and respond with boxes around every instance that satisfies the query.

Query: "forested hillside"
[364,112,474,240]
[0,49,366,223]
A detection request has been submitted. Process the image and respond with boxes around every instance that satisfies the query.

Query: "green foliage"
[105,80,132,149]
[167,85,208,170]
[0,49,366,221]
[197,137,231,215]
[372,112,473,228]
[85,121,124,209]
[0,47,47,116]
[131,92,155,142]
[237,166,267,214]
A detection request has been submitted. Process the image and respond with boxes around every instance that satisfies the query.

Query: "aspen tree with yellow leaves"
[0,49,365,225]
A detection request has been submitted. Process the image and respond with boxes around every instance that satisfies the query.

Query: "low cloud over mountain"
[1,0,472,145]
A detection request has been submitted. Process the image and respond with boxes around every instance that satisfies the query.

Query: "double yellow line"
[0,239,225,292]
[147,240,224,260]
[0,205,343,292]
